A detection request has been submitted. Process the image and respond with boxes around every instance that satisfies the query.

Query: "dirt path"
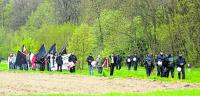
[0,72,200,95]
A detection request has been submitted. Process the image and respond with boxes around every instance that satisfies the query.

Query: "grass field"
[0,62,200,83]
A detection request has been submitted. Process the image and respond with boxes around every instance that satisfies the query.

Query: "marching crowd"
[7,45,190,80]
[86,51,190,80]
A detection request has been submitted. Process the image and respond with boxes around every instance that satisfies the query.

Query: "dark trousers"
[110,64,115,76]
[57,64,62,72]
[116,63,121,70]
[127,62,131,70]
[166,67,174,78]
[22,64,28,70]
[98,67,103,74]
[9,62,12,69]
[133,62,138,71]
[70,66,76,73]
[40,64,45,71]
[178,67,185,79]
[157,66,164,77]
[47,63,50,71]
[146,67,152,77]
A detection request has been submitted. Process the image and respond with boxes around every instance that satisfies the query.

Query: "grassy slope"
[1,63,199,83]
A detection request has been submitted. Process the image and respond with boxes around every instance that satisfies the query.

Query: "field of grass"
[1,62,200,83]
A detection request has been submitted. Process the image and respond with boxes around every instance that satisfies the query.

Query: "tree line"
[0,0,200,68]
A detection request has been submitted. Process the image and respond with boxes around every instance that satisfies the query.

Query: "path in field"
[0,72,200,95]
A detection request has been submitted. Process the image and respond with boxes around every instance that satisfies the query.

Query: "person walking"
[68,52,77,73]
[56,55,63,72]
[126,55,132,70]
[116,54,122,70]
[110,53,116,76]
[176,54,186,80]
[87,53,94,75]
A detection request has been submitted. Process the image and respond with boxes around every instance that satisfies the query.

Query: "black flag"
[48,43,56,55]
[60,47,67,55]
[36,44,47,61]
[15,51,27,66]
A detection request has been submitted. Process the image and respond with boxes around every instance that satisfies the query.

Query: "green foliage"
[68,24,97,69]
[94,9,131,55]
[0,0,200,67]
[26,0,55,29]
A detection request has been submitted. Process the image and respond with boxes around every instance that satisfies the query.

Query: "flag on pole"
[15,50,27,66]
[36,44,47,61]
[48,43,56,55]
[22,45,28,55]
[30,53,36,70]
[60,47,67,55]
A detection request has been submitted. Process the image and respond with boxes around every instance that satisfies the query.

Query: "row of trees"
[0,0,199,68]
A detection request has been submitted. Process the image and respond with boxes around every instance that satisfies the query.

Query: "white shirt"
[111,57,114,63]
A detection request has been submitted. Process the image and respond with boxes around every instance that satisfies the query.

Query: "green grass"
[15,89,200,96]
[1,62,200,83]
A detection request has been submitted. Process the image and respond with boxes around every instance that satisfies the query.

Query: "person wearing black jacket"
[86,53,94,75]
[144,54,154,77]
[176,54,186,79]
[56,55,63,72]
[132,54,139,71]
[68,52,77,73]
[156,52,165,77]
[116,54,122,70]
[165,53,175,78]
[39,57,45,71]
[126,55,132,70]
[46,55,51,71]
[110,53,117,76]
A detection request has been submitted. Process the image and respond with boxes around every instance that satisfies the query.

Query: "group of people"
[8,51,78,73]
[36,52,78,72]
[144,52,188,80]
[86,53,124,76]
[8,47,189,80]
[85,51,189,80]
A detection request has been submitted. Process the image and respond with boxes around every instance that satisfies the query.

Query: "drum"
[158,61,162,66]
[133,57,137,62]
[177,67,182,72]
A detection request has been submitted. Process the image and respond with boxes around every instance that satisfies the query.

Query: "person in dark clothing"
[132,54,139,71]
[110,53,116,76]
[126,55,132,70]
[176,54,186,80]
[68,52,77,73]
[52,55,55,67]
[156,52,165,77]
[86,53,94,75]
[165,53,175,78]
[116,54,122,70]
[39,57,45,71]
[46,55,51,71]
[144,54,154,77]
[56,55,63,72]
